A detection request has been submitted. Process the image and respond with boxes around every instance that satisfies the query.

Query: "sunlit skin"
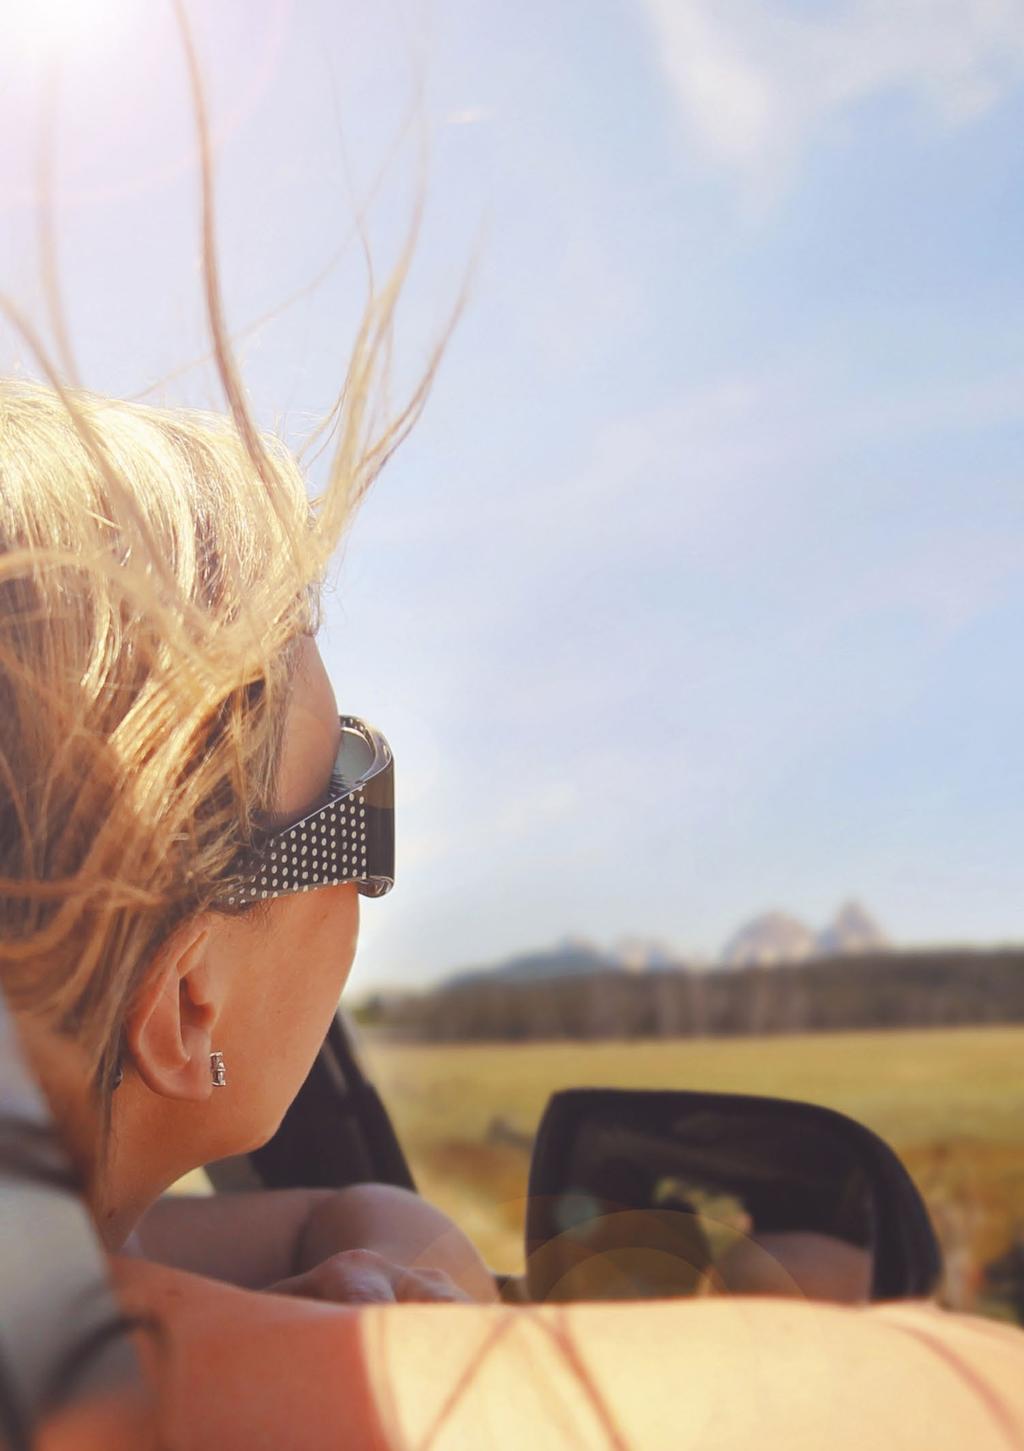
[108,1256,1024,1451]
[36,1394,155,1451]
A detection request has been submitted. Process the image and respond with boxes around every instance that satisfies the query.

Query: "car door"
[206,1011,415,1194]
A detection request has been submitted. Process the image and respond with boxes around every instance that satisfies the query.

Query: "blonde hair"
[0,329,440,1115]
[0,258,448,1101]
[0,381,296,1074]
[0,11,449,1121]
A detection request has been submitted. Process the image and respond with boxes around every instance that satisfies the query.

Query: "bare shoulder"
[110,1257,389,1450]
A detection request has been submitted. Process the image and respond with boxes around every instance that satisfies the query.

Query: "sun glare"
[3,0,133,58]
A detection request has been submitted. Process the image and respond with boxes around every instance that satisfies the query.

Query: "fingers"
[296,1184,499,1304]
[267,1249,469,1306]
[394,1264,469,1304]
[267,1248,394,1303]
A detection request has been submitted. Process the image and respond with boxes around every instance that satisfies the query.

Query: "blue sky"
[1,0,1023,988]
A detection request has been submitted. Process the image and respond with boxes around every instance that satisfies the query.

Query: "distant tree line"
[355,949,1024,1042]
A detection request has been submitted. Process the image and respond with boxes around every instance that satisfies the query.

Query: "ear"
[125,917,224,1102]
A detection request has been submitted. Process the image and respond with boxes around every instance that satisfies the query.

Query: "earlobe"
[124,920,219,1102]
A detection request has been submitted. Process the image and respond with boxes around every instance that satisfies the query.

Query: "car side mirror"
[524,1089,942,1305]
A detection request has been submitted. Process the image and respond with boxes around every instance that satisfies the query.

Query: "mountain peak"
[613,937,679,972]
[720,911,816,968]
[718,901,888,967]
[816,900,887,956]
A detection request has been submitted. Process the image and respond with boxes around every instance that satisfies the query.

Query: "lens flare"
[3,0,133,57]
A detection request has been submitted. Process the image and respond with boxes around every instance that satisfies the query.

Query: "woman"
[0,368,497,1306]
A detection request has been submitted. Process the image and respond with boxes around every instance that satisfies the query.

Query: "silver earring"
[210,1051,227,1088]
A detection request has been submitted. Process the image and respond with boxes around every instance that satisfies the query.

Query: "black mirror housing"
[526,1089,942,1305]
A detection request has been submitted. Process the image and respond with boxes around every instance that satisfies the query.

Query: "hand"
[267,1247,471,1306]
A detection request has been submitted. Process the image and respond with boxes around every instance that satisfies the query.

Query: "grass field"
[360,1025,1024,1318]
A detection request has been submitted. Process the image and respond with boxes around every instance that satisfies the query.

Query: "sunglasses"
[220,716,394,908]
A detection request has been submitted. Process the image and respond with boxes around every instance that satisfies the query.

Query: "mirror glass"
[526,1097,876,1304]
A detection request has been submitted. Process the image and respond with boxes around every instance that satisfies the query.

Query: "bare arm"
[135,1184,498,1302]
[135,1187,316,1288]
[109,1258,1024,1451]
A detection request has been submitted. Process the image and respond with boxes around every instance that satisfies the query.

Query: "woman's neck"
[15,1015,208,1251]
[100,1076,207,1249]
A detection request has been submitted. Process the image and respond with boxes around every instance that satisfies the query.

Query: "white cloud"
[639,0,1024,205]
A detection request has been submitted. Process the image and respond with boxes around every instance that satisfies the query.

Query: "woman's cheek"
[283,886,359,1048]
[225,887,360,1147]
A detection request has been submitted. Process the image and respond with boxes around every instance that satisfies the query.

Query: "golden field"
[360,1025,1024,1318]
